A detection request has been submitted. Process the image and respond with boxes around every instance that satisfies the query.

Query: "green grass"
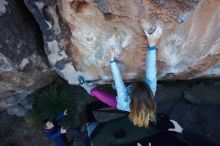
[27,84,78,128]
[26,80,114,129]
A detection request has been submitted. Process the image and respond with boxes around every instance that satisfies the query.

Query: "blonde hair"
[129,81,156,127]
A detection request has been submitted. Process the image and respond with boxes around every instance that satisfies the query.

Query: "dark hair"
[43,119,50,129]
[129,81,156,127]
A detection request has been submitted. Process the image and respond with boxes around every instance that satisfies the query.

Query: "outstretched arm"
[145,46,157,95]
[110,48,130,111]
[53,110,67,123]
[144,25,162,96]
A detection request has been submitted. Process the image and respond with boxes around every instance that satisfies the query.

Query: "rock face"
[25,0,220,84]
[0,0,57,109]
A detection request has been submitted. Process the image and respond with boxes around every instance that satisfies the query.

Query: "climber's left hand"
[109,47,116,61]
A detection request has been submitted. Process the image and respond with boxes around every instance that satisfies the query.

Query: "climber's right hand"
[60,127,67,134]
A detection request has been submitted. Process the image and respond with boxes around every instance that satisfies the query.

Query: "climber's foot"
[78,76,85,85]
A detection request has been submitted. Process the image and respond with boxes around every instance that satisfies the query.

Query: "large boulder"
[25,0,220,84]
[0,0,57,109]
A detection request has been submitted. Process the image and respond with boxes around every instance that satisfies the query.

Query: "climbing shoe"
[78,76,85,85]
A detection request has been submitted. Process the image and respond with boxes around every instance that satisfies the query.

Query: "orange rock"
[25,0,220,84]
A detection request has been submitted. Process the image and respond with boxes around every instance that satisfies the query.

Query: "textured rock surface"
[158,103,220,144]
[0,0,57,108]
[25,0,220,84]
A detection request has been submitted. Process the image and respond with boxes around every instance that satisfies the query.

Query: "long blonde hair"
[129,81,156,127]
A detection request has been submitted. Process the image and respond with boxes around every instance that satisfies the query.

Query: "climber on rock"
[79,22,162,127]
[43,109,80,146]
